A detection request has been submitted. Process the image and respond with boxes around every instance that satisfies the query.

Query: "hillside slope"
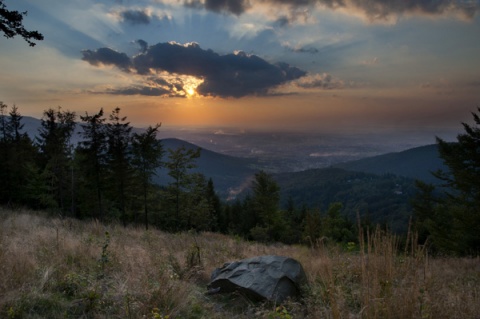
[333,144,446,183]
[273,167,417,232]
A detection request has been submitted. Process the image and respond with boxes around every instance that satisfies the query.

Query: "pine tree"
[414,107,480,254]
[77,108,107,220]
[0,103,38,205]
[105,107,132,226]
[131,124,163,230]
[206,178,221,232]
[433,108,480,254]
[36,107,76,214]
[250,171,284,242]
[164,145,201,231]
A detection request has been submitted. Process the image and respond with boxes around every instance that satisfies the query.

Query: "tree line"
[0,103,211,231]
[0,102,358,245]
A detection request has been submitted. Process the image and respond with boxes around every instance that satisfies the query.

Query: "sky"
[1,0,479,136]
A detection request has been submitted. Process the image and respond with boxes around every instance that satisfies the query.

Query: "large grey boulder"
[207,255,307,303]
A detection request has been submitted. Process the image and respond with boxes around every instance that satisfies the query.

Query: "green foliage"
[0,103,39,206]
[163,145,202,231]
[77,108,107,220]
[268,306,293,319]
[247,171,288,242]
[97,231,111,278]
[36,107,77,216]
[105,107,133,226]
[132,123,164,230]
[414,107,480,255]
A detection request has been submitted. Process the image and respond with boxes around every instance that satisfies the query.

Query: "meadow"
[1,207,479,319]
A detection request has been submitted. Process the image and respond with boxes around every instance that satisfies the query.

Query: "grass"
[0,207,479,318]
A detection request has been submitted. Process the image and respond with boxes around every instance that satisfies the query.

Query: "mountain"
[155,138,259,199]
[333,144,446,183]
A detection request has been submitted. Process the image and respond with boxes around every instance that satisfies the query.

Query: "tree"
[434,109,480,205]
[36,107,76,214]
[250,171,285,242]
[77,109,107,220]
[322,202,355,243]
[414,107,480,254]
[252,171,280,226]
[164,145,201,231]
[206,178,222,232]
[0,0,43,46]
[105,107,132,226]
[0,103,37,205]
[131,124,163,230]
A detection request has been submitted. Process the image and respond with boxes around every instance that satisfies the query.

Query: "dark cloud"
[81,48,132,72]
[184,0,479,20]
[343,0,479,20]
[185,0,250,15]
[136,39,148,53]
[82,42,307,98]
[106,86,172,96]
[120,9,151,25]
[284,44,319,54]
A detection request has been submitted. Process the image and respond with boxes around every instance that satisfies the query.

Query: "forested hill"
[272,168,416,232]
[333,144,446,183]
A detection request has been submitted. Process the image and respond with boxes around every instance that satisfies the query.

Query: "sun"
[182,76,203,98]
[186,86,195,97]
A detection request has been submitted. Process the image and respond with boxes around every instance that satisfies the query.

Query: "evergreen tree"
[250,171,285,242]
[105,107,132,226]
[206,178,222,232]
[414,108,480,254]
[322,202,355,243]
[303,209,322,246]
[131,124,164,230]
[0,103,37,205]
[36,107,76,214]
[77,109,107,220]
[184,173,212,231]
[164,145,201,231]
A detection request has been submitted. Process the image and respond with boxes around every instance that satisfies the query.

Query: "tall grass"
[1,207,479,318]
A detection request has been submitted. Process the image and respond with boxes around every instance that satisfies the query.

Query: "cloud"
[106,86,172,96]
[283,43,319,54]
[294,73,344,89]
[184,0,479,21]
[81,48,132,72]
[185,0,251,15]
[82,42,307,98]
[120,9,152,25]
[136,39,149,53]
[361,57,378,65]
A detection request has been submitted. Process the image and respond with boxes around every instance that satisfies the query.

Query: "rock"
[207,255,307,303]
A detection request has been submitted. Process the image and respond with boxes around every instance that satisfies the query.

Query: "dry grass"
[0,207,479,319]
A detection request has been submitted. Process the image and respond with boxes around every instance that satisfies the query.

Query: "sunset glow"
[0,0,479,134]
